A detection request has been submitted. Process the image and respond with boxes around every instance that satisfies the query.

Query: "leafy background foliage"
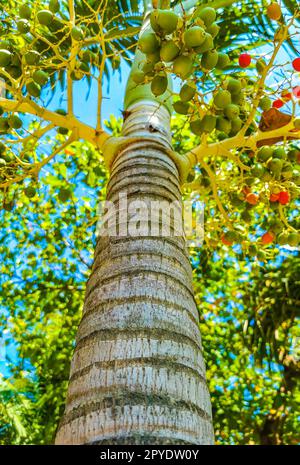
[1,115,299,445]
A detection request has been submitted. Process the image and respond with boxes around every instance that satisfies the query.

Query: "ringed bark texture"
[55,101,214,445]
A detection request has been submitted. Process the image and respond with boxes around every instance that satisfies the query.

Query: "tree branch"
[0,97,110,149]
[67,0,76,116]
[186,123,300,165]
[0,133,76,189]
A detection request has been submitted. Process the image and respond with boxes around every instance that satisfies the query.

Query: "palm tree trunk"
[55,100,214,445]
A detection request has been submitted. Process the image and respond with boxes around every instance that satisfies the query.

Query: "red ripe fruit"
[267,3,282,21]
[239,53,251,68]
[272,99,284,108]
[281,90,292,102]
[278,190,290,205]
[221,234,233,246]
[292,58,300,71]
[292,86,300,98]
[246,193,259,205]
[270,193,279,202]
[242,186,251,196]
[262,231,275,245]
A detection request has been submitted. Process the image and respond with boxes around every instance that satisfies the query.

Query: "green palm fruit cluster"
[0,0,93,101]
[134,6,230,103]
[227,140,300,249]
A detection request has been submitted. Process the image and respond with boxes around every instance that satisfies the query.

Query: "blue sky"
[46,62,131,128]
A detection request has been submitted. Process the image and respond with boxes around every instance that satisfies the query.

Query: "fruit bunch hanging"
[131,3,300,254]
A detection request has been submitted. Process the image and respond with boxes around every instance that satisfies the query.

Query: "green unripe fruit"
[256,58,267,73]
[8,114,22,129]
[200,115,216,133]
[277,232,289,245]
[251,163,265,178]
[151,73,168,96]
[25,51,40,65]
[183,26,206,48]
[150,10,161,32]
[142,61,155,77]
[224,104,240,120]
[216,117,231,134]
[172,55,193,79]
[230,193,244,207]
[58,187,71,202]
[241,210,252,223]
[231,92,244,105]
[19,5,31,19]
[230,117,243,135]
[226,78,242,95]
[287,149,298,162]
[190,118,203,136]
[259,96,271,111]
[146,50,161,64]
[131,70,145,84]
[3,152,13,163]
[180,83,196,102]
[49,0,60,13]
[294,118,300,130]
[37,10,54,26]
[139,32,160,54]
[257,146,273,162]
[216,53,230,69]
[196,7,216,27]
[0,49,11,67]
[269,219,283,234]
[173,101,191,115]
[56,109,67,115]
[261,170,272,181]
[26,80,41,98]
[58,127,69,135]
[287,232,299,247]
[24,186,36,198]
[33,70,49,86]
[268,157,283,174]
[194,33,214,54]
[281,162,293,179]
[0,117,9,133]
[0,41,11,51]
[160,41,180,63]
[71,26,84,41]
[214,89,231,109]
[273,147,286,159]
[11,54,21,67]
[206,22,220,38]
[156,10,179,34]
[17,19,30,34]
